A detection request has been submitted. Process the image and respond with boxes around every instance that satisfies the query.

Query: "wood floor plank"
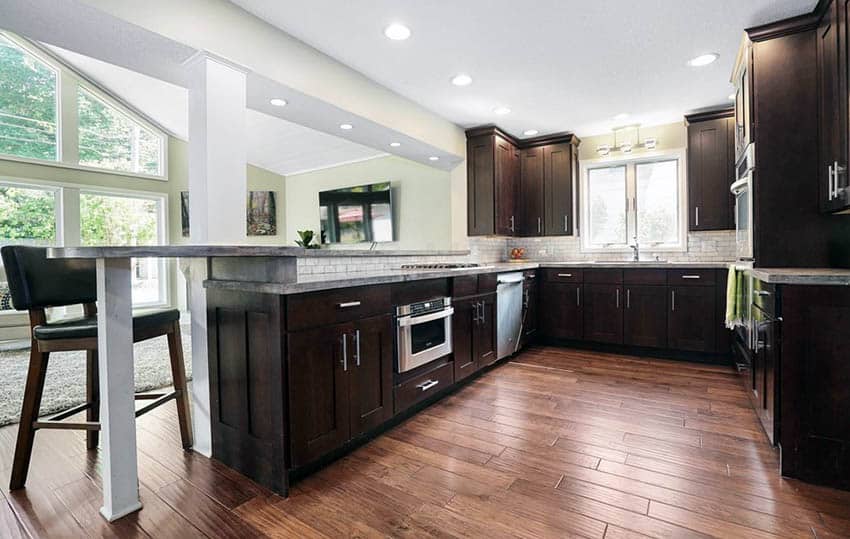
[0,489,27,539]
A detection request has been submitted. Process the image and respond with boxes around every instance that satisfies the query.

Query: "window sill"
[0,154,167,182]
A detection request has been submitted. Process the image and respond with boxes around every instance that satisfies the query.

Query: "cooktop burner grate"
[401,263,481,269]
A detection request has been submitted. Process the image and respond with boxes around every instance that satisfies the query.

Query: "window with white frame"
[77,87,164,176]
[0,34,59,162]
[79,190,167,305]
[0,182,60,248]
[581,152,686,252]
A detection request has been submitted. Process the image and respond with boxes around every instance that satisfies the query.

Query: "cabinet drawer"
[286,285,392,331]
[543,268,583,283]
[667,269,716,286]
[395,361,454,414]
[452,274,497,297]
[584,269,623,284]
[623,269,667,285]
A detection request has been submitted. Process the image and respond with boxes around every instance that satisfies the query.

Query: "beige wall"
[284,155,453,250]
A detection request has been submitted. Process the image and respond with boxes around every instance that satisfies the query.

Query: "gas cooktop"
[400,263,482,270]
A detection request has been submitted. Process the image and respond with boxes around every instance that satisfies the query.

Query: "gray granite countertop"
[47,245,470,259]
[204,260,736,295]
[747,268,850,285]
[205,262,540,295]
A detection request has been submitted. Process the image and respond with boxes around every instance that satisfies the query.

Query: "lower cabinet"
[583,284,623,344]
[521,272,539,344]
[288,315,393,467]
[540,282,582,339]
[452,293,497,382]
[668,286,717,353]
[623,286,668,348]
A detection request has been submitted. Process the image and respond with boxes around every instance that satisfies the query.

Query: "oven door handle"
[397,307,455,327]
[730,178,749,195]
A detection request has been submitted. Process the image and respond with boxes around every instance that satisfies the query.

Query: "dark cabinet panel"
[348,315,394,437]
[477,295,498,368]
[495,136,518,235]
[543,143,574,235]
[583,284,623,344]
[668,286,717,353]
[687,113,735,231]
[452,296,479,382]
[752,305,778,444]
[288,324,351,467]
[522,274,539,344]
[623,286,668,348]
[520,146,545,236]
[467,135,496,236]
[540,282,582,340]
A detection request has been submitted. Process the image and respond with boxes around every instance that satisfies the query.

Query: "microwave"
[731,144,755,260]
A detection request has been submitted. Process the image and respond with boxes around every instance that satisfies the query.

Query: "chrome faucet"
[630,236,639,262]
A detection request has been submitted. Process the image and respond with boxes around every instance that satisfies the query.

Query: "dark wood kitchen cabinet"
[623,285,668,348]
[520,146,545,236]
[452,293,497,381]
[540,282,582,340]
[685,109,735,230]
[466,130,519,235]
[583,284,623,344]
[667,286,717,353]
[818,0,850,213]
[466,127,579,237]
[288,314,393,467]
[521,271,539,345]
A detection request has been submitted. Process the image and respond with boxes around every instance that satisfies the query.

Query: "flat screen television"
[319,182,394,244]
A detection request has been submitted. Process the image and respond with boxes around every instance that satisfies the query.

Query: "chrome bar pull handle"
[695,207,699,227]
[354,329,361,367]
[627,289,631,309]
[557,273,573,278]
[616,289,620,308]
[338,301,362,309]
[671,290,676,312]
[417,380,439,392]
[682,275,701,280]
[537,217,542,234]
[564,215,569,232]
[510,215,515,232]
[340,333,348,371]
[576,286,581,307]
[829,164,835,200]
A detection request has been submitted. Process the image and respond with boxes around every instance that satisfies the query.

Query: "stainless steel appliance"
[396,297,453,373]
[496,272,525,360]
[731,143,755,260]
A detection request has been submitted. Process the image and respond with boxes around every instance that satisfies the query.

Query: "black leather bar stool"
[0,245,192,490]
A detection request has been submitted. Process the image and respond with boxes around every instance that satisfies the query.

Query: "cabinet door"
[452,297,479,382]
[623,286,668,348]
[540,283,582,340]
[288,324,350,467]
[755,313,779,444]
[467,135,495,235]
[476,295,498,367]
[543,143,574,236]
[349,315,394,437]
[688,117,733,230]
[668,286,717,352]
[495,136,518,236]
[583,284,623,344]
[819,0,850,212]
[520,147,544,236]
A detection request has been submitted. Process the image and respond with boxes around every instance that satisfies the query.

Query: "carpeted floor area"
[0,325,192,426]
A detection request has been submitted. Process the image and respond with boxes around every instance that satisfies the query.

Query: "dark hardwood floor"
[2,346,850,538]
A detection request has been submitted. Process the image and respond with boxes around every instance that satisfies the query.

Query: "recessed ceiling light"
[269,98,287,107]
[389,142,401,147]
[613,113,629,121]
[728,93,735,101]
[523,129,539,136]
[429,156,440,161]
[687,53,719,67]
[451,73,472,86]
[493,106,511,115]
[339,123,353,130]
[384,23,411,41]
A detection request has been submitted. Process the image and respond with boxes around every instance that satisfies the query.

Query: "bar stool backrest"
[1,246,96,310]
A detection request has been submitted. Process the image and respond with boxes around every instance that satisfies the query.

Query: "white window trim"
[580,148,688,254]
[0,32,62,163]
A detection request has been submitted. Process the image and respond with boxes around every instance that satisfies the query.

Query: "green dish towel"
[725,266,741,329]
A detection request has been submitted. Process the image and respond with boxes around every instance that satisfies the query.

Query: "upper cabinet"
[685,109,735,231]
[818,0,850,213]
[466,126,579,237]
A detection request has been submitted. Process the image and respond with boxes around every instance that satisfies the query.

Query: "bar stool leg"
[9,349,49,490]
[167,321,193,449]
[86,350,100,450]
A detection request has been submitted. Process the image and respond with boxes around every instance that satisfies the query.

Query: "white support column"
[182,258,212,457]
[185,52,248,244]
[95,257,141,521]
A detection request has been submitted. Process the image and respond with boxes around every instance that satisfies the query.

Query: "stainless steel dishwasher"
[496,272,525,360]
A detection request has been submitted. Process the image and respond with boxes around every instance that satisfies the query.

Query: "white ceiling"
[47,45,386,176]
[231,0,818,138]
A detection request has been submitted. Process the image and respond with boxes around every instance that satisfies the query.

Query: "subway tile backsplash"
[295,232,735,278]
